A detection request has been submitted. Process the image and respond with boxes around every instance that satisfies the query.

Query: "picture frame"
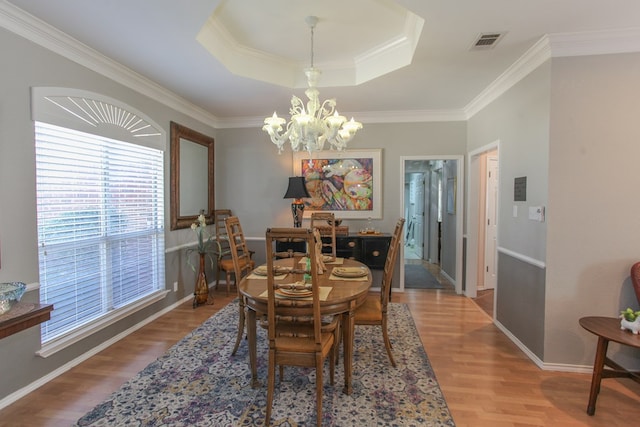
[169,122,215,230]
[446,177,456,214]
[293,149,382,219]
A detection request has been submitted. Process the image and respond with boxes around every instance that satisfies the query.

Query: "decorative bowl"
[0,282,27,315]
[327,219,343,226]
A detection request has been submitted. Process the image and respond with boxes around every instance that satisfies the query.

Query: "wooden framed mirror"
[170,121,215,230]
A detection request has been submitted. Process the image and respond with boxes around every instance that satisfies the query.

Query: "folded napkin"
[328,274,369,281]
[259,286,332,301]
[247,272,288,280]
[299,256,340,264]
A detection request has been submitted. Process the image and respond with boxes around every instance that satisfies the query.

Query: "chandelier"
[263,16,362,154]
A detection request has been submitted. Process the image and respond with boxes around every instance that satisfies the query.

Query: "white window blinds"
[35,121,165,344]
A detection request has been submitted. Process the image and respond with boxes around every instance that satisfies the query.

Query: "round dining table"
[239,257,372,395]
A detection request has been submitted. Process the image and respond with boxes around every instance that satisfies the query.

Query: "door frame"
[483,154,499,290]
[400,155,464,294]
[465,140,500,299]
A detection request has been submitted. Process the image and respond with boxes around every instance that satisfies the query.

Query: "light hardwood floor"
[1,288,638,426]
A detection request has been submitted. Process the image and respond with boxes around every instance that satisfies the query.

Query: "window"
[35,121,165,350]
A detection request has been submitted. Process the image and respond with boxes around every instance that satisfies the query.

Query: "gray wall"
[467,61,551,356]
[215,122,467,240]
[0,28,218,400]
[545,53,640,367]
[468,52,640,368]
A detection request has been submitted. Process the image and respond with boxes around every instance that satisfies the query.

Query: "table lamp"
[283,176,310,227]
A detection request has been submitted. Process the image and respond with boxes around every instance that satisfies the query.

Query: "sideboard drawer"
[336,236,360,260]
[336,234,390,269]
[360,236,391,269]
[277,233,391,269]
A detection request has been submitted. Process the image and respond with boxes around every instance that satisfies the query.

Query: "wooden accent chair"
[631,262,640,306]
[264,228,337,427]
[310,212,337,261]
[353,218,405,367]
[224,216,255,355]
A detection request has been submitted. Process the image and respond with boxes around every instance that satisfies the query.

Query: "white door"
[412,173,425,259]
[483,156,498,290]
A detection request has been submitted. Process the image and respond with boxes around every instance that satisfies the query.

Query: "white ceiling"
[5,0,640,127]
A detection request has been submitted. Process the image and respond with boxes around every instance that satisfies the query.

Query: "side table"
[579,316,640,415]
[0,302,53,339]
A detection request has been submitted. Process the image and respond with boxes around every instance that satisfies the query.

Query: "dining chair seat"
[218,257,253,295]
[353,296,382,323]
[275,330,335,352]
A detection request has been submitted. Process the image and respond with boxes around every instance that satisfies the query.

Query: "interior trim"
[497,246,546,269]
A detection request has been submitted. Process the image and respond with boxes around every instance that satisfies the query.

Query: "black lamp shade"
[283,176,310,199]
[283,176,309,227]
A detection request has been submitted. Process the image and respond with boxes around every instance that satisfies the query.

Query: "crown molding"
[4,2,640,129]
[216,108,467,129]
[464,35,552,119]
[464,27,640,119]
[548,27,640,57]
[0,1,221,129]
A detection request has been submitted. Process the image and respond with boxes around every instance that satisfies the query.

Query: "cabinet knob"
[372,250,380,257]
[348,241,356,248]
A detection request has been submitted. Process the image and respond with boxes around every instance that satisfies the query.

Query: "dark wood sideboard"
[276,233,391,270]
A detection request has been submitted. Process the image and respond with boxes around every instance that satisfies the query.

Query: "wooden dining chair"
[264,227,337,427]
[310,212,337,261]
[224,216,255,355]
[212,209,234,295]
[353,217,405,367]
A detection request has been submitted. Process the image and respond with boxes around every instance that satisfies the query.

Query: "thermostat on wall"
[528,206,545,222]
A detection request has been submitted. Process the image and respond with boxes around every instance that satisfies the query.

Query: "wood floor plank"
[0,287,639,426]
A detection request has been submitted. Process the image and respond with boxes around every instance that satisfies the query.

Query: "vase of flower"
[193,252,209,307]
[188,212,213,308]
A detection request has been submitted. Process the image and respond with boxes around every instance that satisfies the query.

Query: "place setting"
[247,264,290,280]
[258,281,333,301]
[329,266,369,281]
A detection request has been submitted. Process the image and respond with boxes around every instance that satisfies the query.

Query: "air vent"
[471,32,504,50]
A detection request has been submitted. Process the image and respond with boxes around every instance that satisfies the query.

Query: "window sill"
[37,290,169,358]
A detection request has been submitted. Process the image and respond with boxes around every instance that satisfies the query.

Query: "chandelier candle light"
[263,16,362,153]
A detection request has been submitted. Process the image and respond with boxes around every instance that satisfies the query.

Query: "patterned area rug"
[75,302,455,426]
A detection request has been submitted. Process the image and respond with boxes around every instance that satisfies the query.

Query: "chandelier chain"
[310,24,314,69]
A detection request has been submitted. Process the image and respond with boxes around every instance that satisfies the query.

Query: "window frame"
[31,88,168,357]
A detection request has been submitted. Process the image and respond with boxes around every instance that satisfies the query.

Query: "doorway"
[466,142,499,317]
[400,156,464,294]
